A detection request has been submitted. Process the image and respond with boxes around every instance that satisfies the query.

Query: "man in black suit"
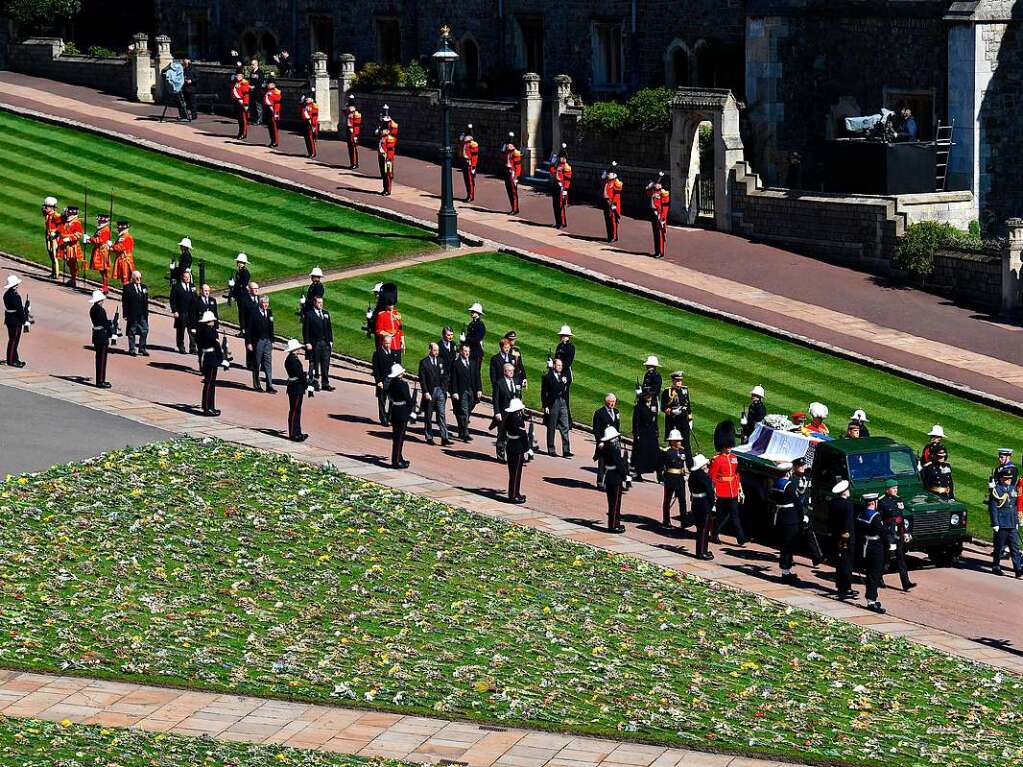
[492,361,522,462]
[541,357,572,457]
[451,342,481,442]
[300,267,325,320]
[246,294,275,392]
[372,332,396,425]
[248,58,266,125]
[170,269,198,354]
[438,326,458,374]
[121,270,150,357]
[302,295,334,391]
[418,342,451,446]
[230,254,251,334]
[193,283,219,325]
[489,336,526,393]
[182,58,201,121]
[592,393,621,489]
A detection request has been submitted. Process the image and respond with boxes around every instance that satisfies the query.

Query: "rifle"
[634,376,642,397]
[83,185,89,234]
[546,346,553,369]
[23,296,33,333]
[409,382,419,422]
[110,310,121,345]
[622,442,633,490]
[225,279,235,306]
[526,417,536,462]
[220,333,234,363]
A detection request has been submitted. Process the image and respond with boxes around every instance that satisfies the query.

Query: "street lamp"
[432,25,460,248]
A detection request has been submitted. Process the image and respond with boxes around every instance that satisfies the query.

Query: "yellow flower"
[17,477,28,485]
[59,719,72,727]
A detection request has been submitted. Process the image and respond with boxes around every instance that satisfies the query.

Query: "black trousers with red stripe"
[235,103,249,138]
[303,125,317,157]
[266,116,280,147]
[287,386,304,438]
[94,340,109,385]
[603,203,619,242]
[391,418,408,465]
[652,219,666,257]
[201,362,218,413]
[605,481,623,530]
[347,137,359,168]
[5,322,22,365]
[507,450,525,499]
[379,156,394,194]
[505,176,519,213]
[462,165,476,201]
[693,507,713,558]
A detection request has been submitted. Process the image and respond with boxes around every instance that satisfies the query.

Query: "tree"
[2,0,82,31]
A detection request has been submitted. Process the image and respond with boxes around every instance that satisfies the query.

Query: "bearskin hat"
[714,420,736,452]
[376,282,398,308]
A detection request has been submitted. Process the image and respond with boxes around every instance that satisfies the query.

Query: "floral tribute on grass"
[0,439,1019,767]
[0,715,398,766]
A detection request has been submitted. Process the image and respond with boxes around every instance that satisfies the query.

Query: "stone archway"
[669,88,746,231]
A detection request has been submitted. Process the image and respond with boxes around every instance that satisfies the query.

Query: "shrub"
[62,41,81,56]
[87,45,118,58]
[580,101,630,134]
[895,221,986,278]
[624,87,673,131]
[399,60,429,89]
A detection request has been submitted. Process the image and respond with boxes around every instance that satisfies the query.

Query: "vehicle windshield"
[846,449,917,482]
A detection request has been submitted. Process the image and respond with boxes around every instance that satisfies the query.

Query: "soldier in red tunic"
[111,221,136,286]
[231,72,250,140]
[89,213,113,293]
[301,97,320,158]
[646,172,670,258]
[601,161,623,242]
[263,81,282,148]
[549,145,573,228]
[708,420,748,545]
[459,124,480,202]
[58,206,85,289]
[378,127,397,195]
[42,196,62,279]
[373,284,404,360]
[344,98,362,168]
[501,133,522,214]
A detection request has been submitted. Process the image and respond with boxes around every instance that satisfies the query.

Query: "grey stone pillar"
[311,52,334,130]
[550,74,572,160]
[339,53,356,104]
[520,72,543,176]
[153,35,174,102]
[1002,218,1023,316]
[130,33,155,103]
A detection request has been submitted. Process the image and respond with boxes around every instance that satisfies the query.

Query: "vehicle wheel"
[928,543,963,568]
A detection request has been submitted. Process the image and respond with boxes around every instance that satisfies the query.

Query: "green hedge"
[354,61,430,90]
[580,87,673,135]
[894,221,986,278]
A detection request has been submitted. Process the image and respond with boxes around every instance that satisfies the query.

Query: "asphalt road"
[3,259,1020,654]
[0,383,170,476]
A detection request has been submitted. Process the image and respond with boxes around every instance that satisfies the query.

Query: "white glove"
[459,332,466,342]
[228,279,235,288]
[993,525,1000,532]
[221,360,230,370]
[83,234,91,244]
[889,543,897,551]
[299,296,306,304]
[410,412,418,422]
[989,481,996,490]
[635,387,642,396]
[306,385,315,396]
[802,515,809,524]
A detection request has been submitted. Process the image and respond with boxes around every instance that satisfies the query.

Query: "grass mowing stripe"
[0,111,434,298]
[266,252,1022,538]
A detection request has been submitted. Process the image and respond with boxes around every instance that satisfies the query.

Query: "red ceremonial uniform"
[708,452,741,499]
[43,207,61,278]
[345,108,363,168]
[460,137,480,201]
[302,101,319,158]
[374,307,404,352]
[232,78,251,138]
[89,224,111,271]
[264,87,282,147]
[58,218,84,264]
[550,160,573,228]
[648,186,670,258]
[503,145,523,214]
[378,133,397,195]
[381,118,399,139]
[111,231,135,285]
[602,176,623,242]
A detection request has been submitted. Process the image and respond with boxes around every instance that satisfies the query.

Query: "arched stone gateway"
[668,88,746,231]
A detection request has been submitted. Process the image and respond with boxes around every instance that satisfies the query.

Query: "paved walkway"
[0,345,1019,675]
[2,73,1023,407]
[0,670,789,767]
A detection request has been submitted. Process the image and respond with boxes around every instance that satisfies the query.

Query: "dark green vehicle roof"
[816,437,902,456]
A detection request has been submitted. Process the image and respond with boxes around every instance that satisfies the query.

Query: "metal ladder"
[934,119,955,192]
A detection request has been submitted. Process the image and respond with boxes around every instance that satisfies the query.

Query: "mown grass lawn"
[0,439,1019,767]
[0,715,393,766]
[265,252,1020,538]
[0,110,434,298]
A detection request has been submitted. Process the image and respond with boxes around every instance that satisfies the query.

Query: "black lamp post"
[433,26,460,248]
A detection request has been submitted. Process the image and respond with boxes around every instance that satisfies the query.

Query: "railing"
[695,175,715,215]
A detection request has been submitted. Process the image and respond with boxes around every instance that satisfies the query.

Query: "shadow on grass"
[308,224,432,241]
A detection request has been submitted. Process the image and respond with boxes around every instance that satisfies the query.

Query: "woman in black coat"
[631,388,660,480]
